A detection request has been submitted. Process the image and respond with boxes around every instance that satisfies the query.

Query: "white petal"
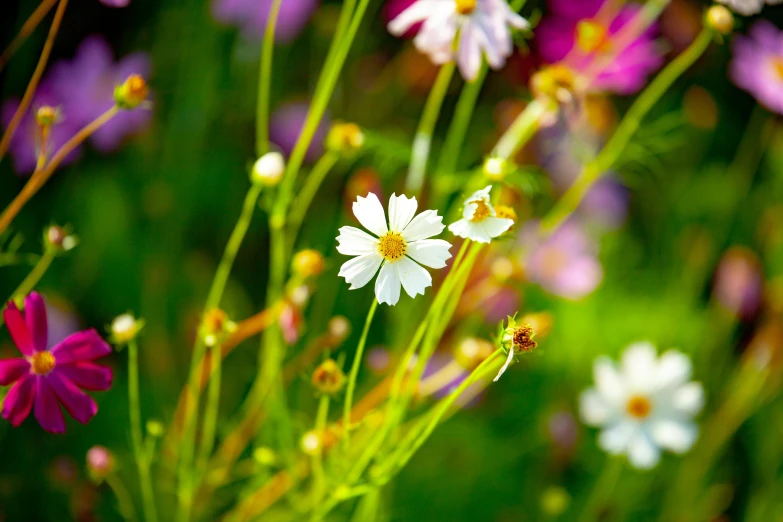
[621,342,658,393]
[457,24,482,82]
[671,382,705,416]
[506,11,530,30]
[580,389,615,426]
[597,421,636,454]
[656,350,692,390]
[336,226,379,256]
[388,193,418,232]
[375,262,401,306]
[338,254,383,290]
[406,239,452,269]
[402,209,445,241]
[594,357,626,407]
[449,219,491,243]
[481,217,514,238]
[353,192,388,236]
[626,430,661,469]
[649,419,698,454]
[388,0,438,36]
[395,257,432,298]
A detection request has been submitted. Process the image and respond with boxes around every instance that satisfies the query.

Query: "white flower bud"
[251,152,285,186]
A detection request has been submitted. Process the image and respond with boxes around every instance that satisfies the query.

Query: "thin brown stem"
[0,0,59,73]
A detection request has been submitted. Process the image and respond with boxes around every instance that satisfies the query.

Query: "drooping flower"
[730,21,783,115]
[580,342,704,469]
[535,0,663,95]
[0,293,113,433]
[448,185,515,243]
[212,0,319,43]
[387,0,530,82]
[337,192,452,306]
[718,0,783,16]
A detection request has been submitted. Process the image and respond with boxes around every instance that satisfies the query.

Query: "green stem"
[342,298,378,448]
[405,62,456,195]
[0,248,55,329]
[287,151,340,250]
[128,339,158,522]
[577,457,624,522]
[255,0,283,156]
[196,341,223,479]
[492,100,546,161]
[310,394,331,521]
[105,473,139,522]
[541,26,714,233]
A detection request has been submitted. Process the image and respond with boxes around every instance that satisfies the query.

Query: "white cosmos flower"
[448,185,514,243]
[387,0,530,82]
[337,192,452,306]
[579,342,705,470]
[718,0,782,15]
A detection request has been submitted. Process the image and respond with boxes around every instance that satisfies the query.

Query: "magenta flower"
[100,0,130,6]
[212,0,319,43]
[0,293,113,433]
[535,0,663,94]
[730,21,783,115]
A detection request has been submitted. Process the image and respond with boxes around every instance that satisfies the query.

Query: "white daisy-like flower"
[579,342,705,470]
[448,185,514,243]
[718,0,782,15]
[387,0,530,82]
[337,192,453,306]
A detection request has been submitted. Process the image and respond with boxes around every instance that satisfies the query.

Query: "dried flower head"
[114,74,148,110]
[292,249,325,279]
[311,359,346,394]
[494,315,537,381]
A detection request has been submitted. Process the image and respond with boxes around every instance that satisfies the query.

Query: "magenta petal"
[0,358,30,386]
[34,377,66,433]
[2,374,36,427]
[51,329,112,364]
[57,362,113,391]
[3,302,35,357]
[24,292,48,352]
[47,372,98,425]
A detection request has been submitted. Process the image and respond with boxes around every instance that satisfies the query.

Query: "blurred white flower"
[579,342,705,469]
[387,0,529,81]
[448,185,514,243]
[718,0,782,15]
[337,192,452,306]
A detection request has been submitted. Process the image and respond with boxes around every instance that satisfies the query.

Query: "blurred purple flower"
[48,35,152,152]
[420,353,482,407]
[730,21,783,115]
[521,220,603,300]
[367,347,391,374]
[713,247,763,319]
[535,0,663,94]
[547,410,578,453]
[212,0,319,43]
[270,102,329,162]
[100,0,130,7]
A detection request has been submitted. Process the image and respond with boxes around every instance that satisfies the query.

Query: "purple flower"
[0,293,113,433]
[419,353,482,407]
[731,21,783,115]
[270,102,330,163]
[48,35,152,152]
[212,0,319,43]
[99,0,130,6]
[521,220,603,300]
[713,247,763,319]
[535,0,663,94]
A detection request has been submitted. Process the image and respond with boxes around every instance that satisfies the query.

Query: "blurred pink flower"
[383,0,421,38]
[713,247,763,319]
[100,0,130,7]
[535,0,663,94]
[270,102,330,162]
[730,21,783,115]
[212,0,319,43]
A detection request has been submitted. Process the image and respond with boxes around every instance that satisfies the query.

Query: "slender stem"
[310,394,331,521]
[0,248,54,329]
[196,341,223,478]
[0,0,69,163]
[105,473,139,522]
[492,100,546,161]
[342,298,378,448]
[541,26,714,234]
[128,339,159,522]
[287,151,340,250]
[254,0,283,156]
[405,62,456,195]
[577,457,624,522]
[0,106,119,236]
[0,0,59,73]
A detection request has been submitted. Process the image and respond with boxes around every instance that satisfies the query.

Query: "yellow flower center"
[494,205,517,223]
[31,351,55,375]
[772,57,783,81]
[626,395,652,419]
[378,232,407,262]
[576,20,611,54]
[469,199,492,222]
[455,0,476,15]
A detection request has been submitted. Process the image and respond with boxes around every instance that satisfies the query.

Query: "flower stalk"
[342,298,378,448]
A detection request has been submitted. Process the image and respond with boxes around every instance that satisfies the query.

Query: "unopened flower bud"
[114,74,149,110]
[292,249,325,279]
[326,122,364,155]
[706,5,733,35]
[200,308,236,347]
[327,316,350,345]
[86,446,114,481]
[251,151,285,186]
[36,106,59,127]
[483,157,508,181]
[312,359,346,394]
[110,313,145,345]
[44,225,78,252]
[146,419,164,437]
[454,337,494,370]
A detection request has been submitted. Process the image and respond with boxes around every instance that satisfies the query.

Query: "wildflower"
[718,0,782,16]
[109,313,144,345]
[494,316,536,381]
[212,0,318,43]
[100,0,131,7]
[448,186,514,243]
[536,0,663,94]
[279,301,304,345]
[337,192,452,306]
[86,446,114,481]
[292,249,325,279]
[713,247,763,319]
[270,102,330,162]
[252,151,286,186]
[387,0,530,82]
[580,342,705,469]
[706,5,734,35]
[311,359,346,394]
[200,309,236,347]
[44,225,78,253]
[114,75,149,110]
[0,293,113,433]
[730,21,783,115]
[326,122,365,156]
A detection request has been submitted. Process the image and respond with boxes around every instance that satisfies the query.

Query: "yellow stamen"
[772,57,783,81]
[626,395,652,419]
[469,199,492,222]
[378,232,407,262]
[495,205,517,223]
[576,20,611,54]
[455,0,476,15]
[31,351,55,375]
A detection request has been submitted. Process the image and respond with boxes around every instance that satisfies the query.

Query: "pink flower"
[0,293,113,433]
[100,0,130,7]
[730,21,783,115]
[212,0,319,43]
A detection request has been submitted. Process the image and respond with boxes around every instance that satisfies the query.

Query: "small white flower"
[718,0,782,15]
[579,342,705,470]
[448,185,514,243]
[337,192,452,306]
[387,0,529,82]
[251,151,285,186]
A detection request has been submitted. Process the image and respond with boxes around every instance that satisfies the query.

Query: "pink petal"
[47,372,98,425]
[0,358,30,386]
[57,362,113,391]
[24,292,48,352]
[2,374,36,427]
[34,377,66,433]
[51,329,112,364]
[3,302,35,357]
